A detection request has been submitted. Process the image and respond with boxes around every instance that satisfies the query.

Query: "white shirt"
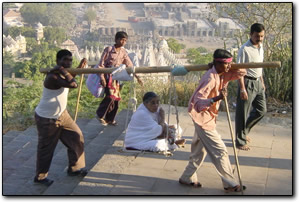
[35,87,69,119]
[237,39,264,78]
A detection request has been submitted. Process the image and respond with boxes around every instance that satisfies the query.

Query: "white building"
[3,34,27,57]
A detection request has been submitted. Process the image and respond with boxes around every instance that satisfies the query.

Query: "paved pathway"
[2,107,292,196]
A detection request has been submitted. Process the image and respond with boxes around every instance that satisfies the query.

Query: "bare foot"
[246,136,251,143]
[237,145,250,151]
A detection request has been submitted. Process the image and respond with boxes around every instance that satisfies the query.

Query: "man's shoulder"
[201,69,216,83]
[240,40,252,49]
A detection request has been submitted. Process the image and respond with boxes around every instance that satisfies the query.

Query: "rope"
[122,66,137,150]
[165,65,175,154]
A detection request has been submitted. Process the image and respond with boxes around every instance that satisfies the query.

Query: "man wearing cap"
[179,49,247,192]
[235,23,267,151]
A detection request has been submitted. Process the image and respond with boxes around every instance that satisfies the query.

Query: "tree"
[211,3,292,101]
[197,46,208,53]
[3,51,15,70]
[46,3,76,30]
[84,8,97,31]
[4,26,36,38]
[20,3,48,26]
[166,38,186,53]
[3,3,17,9]
[82,31,103,49]
[44,27,67,45]
[186,48,213,65]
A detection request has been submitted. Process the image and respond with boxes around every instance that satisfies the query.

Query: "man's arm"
[260,75,266,90]
[238,76,248,100]
[235,47,249,100]
[71,58,87,77]
[44,67,78,89]
[97,47,109,87]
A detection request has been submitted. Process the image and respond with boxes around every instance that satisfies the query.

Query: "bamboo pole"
[224,96,244,195]
[74,73,84,122]
[40,61,281,75]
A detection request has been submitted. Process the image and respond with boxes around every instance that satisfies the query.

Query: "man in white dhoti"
[125,92,185,152]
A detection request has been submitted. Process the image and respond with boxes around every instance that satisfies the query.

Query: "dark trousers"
[96,86,119,123]
[235,77,267,146]
[35,110,85,180]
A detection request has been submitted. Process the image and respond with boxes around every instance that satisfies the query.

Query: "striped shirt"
[97,46,133,68]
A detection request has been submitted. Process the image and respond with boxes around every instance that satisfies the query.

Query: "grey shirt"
[237,39,264,78]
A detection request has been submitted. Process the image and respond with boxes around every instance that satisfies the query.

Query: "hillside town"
[3,3,244,68]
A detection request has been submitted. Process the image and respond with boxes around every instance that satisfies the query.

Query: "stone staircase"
[2,110,132,195]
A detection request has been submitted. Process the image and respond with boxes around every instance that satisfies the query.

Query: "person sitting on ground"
[124,92,185,152]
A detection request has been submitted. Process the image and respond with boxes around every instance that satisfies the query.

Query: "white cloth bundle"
[111,64,133,81]
[125,103,182,152]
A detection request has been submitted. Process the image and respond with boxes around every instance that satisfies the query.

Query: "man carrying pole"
[34,49,88,186]
[179,49,246,193]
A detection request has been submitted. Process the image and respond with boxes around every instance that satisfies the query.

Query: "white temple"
[3,34,27,57]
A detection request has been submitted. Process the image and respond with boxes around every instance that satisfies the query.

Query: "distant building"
[35,22,44,44]
[60,39,81,60]
[215,18,245,38]
[153,18,215,37]
[143,3,166,12]
[3,34,27,57]
[3,9,23,27]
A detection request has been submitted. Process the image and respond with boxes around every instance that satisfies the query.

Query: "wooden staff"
[74,73,84,122]
[74,60,87,122]
[224,96,244,195]
[40,61,281,75]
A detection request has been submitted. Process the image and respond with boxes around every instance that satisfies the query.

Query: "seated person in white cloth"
[125,92,185,152]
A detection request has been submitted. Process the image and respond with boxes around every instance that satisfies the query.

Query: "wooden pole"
[40,61,281,75]
[224,96,244,195]
[74,73,84,122]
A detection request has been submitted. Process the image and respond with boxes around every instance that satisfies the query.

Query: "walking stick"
[74,73,84,122]
[223,96,244,195]
[74,59,87,122]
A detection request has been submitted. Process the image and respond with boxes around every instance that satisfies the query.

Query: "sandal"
[108,121,118,126]
[179,179,202,188]
[96,116,108,126]
[224,185,246,193]
[237,145,250,151]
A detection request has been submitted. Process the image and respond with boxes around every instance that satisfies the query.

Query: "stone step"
[71,110,182,195]
[2,117,104,195]
[42,110,131,195]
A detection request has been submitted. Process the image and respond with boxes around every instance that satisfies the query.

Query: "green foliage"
[197,46,208,53]
[4,26,35,38]
[20,3,48,26]
[3,79,44,133]
[186,48,213,65]
[67,79,101,118]
[44,27,67,45]
[211,3,292,102]
[3,51,15,70]
[46,3,76,30]
[84,8,97,27]
[3,3,17,9]
[3,47,87,133]
[24,37,39,56]
[82,31,103,49]
[20,3,75,30]
[166,38,186,54]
